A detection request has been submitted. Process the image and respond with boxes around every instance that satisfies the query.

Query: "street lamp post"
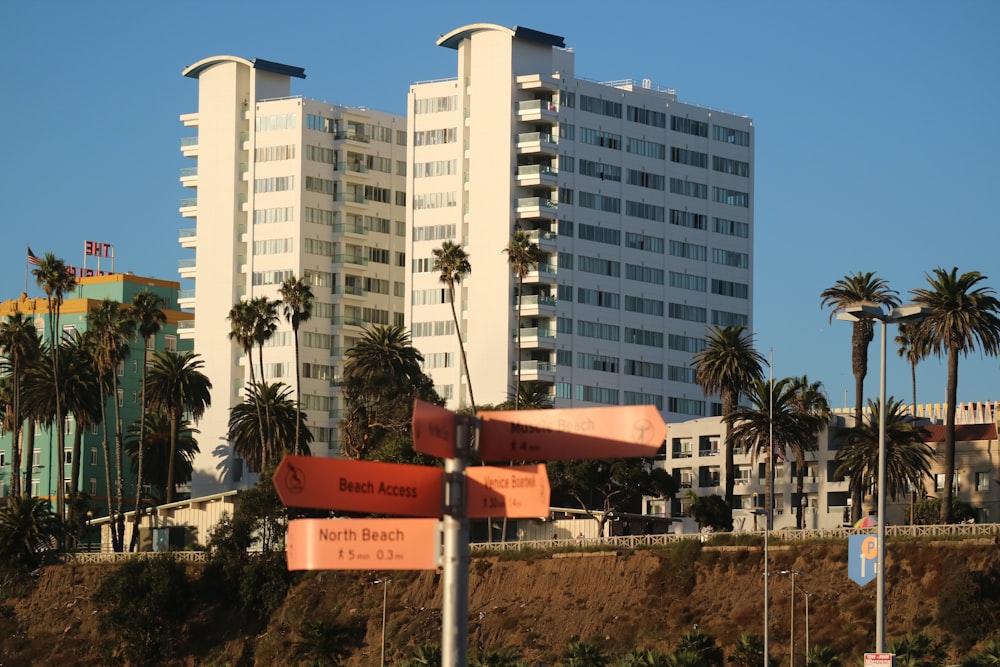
[799,586,810,658]
[374,578,391,667]
[838,303,928,653]
[780,570,801,667]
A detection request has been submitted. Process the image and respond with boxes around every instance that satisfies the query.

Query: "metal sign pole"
[441,414,472,666]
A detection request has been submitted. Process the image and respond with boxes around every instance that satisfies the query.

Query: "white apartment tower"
[179,56,408,495]
[407,25,754,418]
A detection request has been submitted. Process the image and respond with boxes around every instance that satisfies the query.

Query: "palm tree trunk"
[939,349,958,524]
[910,361,917,417]
[166,412,180,504]
[514,279,522,410]
[722,390,736,516]
[70,427,82,509]
[448,285,476,412]
[130,340,150,552]
[11,419,23,498]
[293,328,302,455]
[101,403,114,549]
[23,426,35,496]
[795,454,805,530]
[112,376,126,552]
[258,343,273,465]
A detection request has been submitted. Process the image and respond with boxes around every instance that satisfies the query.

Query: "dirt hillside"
[2,538,999,665]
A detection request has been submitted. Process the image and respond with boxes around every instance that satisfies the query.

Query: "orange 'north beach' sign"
[476,405,667,462]
[273,456,444,517]
[286,518,440,571]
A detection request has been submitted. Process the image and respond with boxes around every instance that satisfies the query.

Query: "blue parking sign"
[849,534,878,586]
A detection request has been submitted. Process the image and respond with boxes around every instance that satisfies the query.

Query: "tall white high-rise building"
[407,25,754,419]
[179,56,408,495]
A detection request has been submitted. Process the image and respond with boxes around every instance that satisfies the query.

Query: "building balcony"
[332,315,365,328]
[516,197,558,222]
[333,131,370,144]
[515,294,556,317]
[179,112,199,128]
[178,258,196,278]
[515,360,556,382]
[333,254,368,266]
[179,227,197,249]
[334,162,370,177]
[516,164,558,188]
[332,222,368,237]
[517,99,558,124]
[180,136,198,157]
[179,198,197,218]
[334,192,370,207]
[177,318,195,337]
[179,166,198,189]
[516,74,560,92]
[516,132,557,156]
[516,327,556,350]
[341,285,368,299]
[525,229,557,252]
[523,263,557,284]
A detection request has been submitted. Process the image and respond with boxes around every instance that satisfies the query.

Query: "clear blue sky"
[2,1,997,408]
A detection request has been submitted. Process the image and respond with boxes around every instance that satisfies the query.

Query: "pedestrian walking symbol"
[848,534,878,586]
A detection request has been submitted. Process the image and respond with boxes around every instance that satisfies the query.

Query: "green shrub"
[93,554,191,665]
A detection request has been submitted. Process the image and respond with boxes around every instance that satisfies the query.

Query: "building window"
[32,448,41,467]
[89,478,97,496]
[165,335,177,353]
[90,448,98,465]
[64,449,72,465]
[671,116,708,137]
[975,472,990,492]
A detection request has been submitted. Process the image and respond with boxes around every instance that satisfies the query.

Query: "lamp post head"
[780,569,801,575]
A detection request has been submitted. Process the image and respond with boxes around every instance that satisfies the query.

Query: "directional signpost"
[274,399,668,667]
[849,534,879,586]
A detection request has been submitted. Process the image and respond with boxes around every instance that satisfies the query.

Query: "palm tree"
[502,381,554,410]
[400,643,442,667]
[560,637,609,666]
[787,375,832,528]
[32,252,77,520]
[127,290,165,551]
[279,276,313,454]
[124,413,199,506]
[0,494,62,569]
[895,322,923,415]
[0,312,40,498]
[910,267,1000,523]
[144,351,212,504]
[503,231,541,409]
[886,632,947,667]
[432,240,476,412]
[692,325,765,518]
[835,398,935,519]
[673,629,723,667]
[228,381,312,472]
[728,632,770,667]
[726,378,816,528]
[342,324,438,460]
[88,298,136,551]
[469,646,526,667]
[820,272,899,425]
[227,300,258,383]
[804,646,841,667]
[55,334,101,519]
[616,648,668,667]
[249,296,280,379]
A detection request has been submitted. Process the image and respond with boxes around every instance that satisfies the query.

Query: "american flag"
[27,247,40,266]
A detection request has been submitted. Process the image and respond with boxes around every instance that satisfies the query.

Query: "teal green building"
[0,273,192,513]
